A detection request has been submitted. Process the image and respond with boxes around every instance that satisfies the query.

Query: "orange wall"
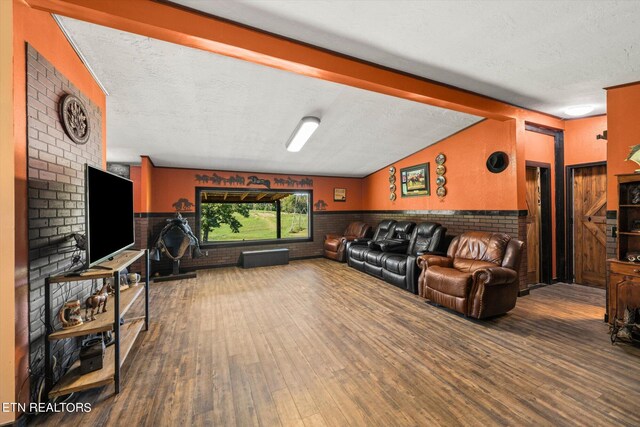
[12,0,106,410]
[607,83,640,209]
[362,119,518,211]
[565,115,607,167]
[524,131,557,277]
[136,162,363,213]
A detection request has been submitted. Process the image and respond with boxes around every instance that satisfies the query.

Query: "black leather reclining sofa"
[346,220,447,294]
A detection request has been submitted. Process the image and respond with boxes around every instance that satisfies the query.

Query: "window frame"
[195,187,314,248]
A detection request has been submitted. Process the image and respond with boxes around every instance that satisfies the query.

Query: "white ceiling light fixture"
[285,116,321,152]
[564,105,595,117]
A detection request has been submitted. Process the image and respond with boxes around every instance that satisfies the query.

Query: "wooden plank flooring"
[34,259,640,426]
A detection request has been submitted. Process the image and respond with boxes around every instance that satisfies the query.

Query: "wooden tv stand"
[44,249,149,398]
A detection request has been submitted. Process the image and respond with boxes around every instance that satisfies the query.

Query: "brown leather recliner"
[416,231,524,319]
[324,222,372,262]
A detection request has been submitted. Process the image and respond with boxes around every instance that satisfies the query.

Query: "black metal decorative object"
[247,175,271,189]
[59,94,90,144]
[314,200,328,211]
[486,151,509,173]
[172,198,195,211]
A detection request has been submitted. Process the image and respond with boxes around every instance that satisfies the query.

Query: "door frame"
[526,161,553,284]
[565,161,607,283]
[525,123,565,281]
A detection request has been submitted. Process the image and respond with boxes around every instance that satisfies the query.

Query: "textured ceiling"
[172,0,640,118]
[57,17,481,176]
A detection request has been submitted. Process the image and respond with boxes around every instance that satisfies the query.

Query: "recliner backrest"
[389,221,416,240]
[372,220,397,241]
[447,231,512,272]
[407,222,446,255]
[343,222,372,238]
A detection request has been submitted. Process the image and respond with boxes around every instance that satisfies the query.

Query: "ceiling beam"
[256,193,267,201]
[240,192,248,201]
[26,0,563,128]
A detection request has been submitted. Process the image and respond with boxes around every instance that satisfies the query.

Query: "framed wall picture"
[334,188,347,202]
[400,163,430,197]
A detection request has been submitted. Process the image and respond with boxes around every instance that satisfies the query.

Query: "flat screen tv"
[85,164,135,268]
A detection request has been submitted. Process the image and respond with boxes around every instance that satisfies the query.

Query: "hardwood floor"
[34,259,640,426]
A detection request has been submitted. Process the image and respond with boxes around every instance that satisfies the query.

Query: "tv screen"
[85,165,135,267]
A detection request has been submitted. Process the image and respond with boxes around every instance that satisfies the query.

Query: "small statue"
[631,186,640,205]
[85,284,109,321]
[59,300,83,329]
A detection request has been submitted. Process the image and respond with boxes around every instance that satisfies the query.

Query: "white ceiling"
[173,0,640,118]
[57,17,482,177]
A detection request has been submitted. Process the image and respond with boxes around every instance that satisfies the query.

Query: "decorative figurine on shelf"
[626,252,640,263]
[625,144,640,173]
[85,284,109,321]
[59,300,83,329]
[630,185,640,205]
[149,213,203,281]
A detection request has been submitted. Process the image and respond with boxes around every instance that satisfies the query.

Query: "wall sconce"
[596,130,608,140]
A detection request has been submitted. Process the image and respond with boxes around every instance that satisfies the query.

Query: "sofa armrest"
[416,254,453,270]
[351,238,372,246]
[378,239,409,253]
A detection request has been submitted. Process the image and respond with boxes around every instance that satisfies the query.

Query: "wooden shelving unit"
[607,174,640,324]
[44,249,150,397]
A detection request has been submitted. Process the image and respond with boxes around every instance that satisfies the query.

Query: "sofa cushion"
[382,254,409,275]
[324,238,341,252]
[426,266,472,298]
[349,245,370,262]
[365,250,385,266]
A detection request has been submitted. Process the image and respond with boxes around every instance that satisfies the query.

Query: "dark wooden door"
[573,165,607,287]
[526,167,541,284]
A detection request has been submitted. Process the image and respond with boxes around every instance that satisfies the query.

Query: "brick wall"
[138,212,363,273]
[139,207,529,291]
[26,45,103,397]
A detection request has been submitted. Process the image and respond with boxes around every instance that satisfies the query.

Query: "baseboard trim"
[518,289,530,297]
[151,255,324,275]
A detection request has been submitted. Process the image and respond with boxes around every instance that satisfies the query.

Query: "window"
[197,189,311,245]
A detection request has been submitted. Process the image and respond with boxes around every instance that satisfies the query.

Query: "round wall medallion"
[435,153,446,165]
[390,193,397,201]
[389,166,396,174]
[389,175,396,183]
[436,186,447,197]
[59,94,90,145]
[390,183,396,192]
[436,165,446,176]
[436,176,446,187]
[486,151,509,173]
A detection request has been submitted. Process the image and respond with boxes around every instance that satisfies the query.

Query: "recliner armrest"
[325,233,342,241]
[416,254,453,270]
[472,266,517,286]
